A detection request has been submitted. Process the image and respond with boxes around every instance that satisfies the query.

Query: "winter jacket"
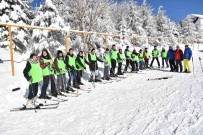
[88,53,103,71]
[183,48,192,60]
[65,53,76,70]
[174,48,183,60]
[143,51,149,60]
[167,50,175,60]
[76,55,90,70]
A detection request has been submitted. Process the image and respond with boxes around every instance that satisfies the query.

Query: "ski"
[10,106,58,112]
[147,76,173,81]
[61,92,79,97]
[12,87,20,92]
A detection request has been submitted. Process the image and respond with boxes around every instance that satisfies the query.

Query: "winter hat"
[185,45,189,47]
[126,46,129,48]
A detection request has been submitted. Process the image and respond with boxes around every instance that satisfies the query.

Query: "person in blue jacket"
[167,46,175,72]
[183,45,192,73]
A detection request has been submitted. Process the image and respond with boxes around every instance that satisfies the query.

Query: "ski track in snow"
[0,49,203,135]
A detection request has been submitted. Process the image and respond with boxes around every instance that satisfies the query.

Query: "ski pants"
[183,59,191,72]
[57,74,66,92]
[28,82,38,100]
[144,59,149,68]
[139,61,144,70]
[131,61,135,71]
[150,57,160,67]
[103,65,110,79]
[162,58,169,67]
[41,75,57,98]
[117,63,122,74]
[68,70,76,86]
[91,70,99,79]
[125,59,131,71]
[110,59,117,75]
[76,70,83,83]
[175,60,183,72]
[169,59,175,71]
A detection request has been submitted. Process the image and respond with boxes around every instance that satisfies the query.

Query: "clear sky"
[31,0,203,22]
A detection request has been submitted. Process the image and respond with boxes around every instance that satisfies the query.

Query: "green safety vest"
[89,53,97,62]
[55,58,66,75]
[68,55,76,70]
[131,54,138,62]
[145,52,149,58]
[152,50,159,57]
[111,50,117,60]
[28,61,42,84]
[104,53,111,66]
[42,58,54,76]
[139,53,144,62]
[117,53,123,63]
[76,57,85,71]
[161,51,167,58]
[126,51,131,58]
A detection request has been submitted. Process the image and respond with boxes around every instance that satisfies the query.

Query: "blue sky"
[32,0,203,22]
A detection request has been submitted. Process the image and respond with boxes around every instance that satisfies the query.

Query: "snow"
[1,45,203,134]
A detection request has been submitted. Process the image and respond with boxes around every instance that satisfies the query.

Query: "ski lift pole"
[105,35,108,48]
[8,25,15,76]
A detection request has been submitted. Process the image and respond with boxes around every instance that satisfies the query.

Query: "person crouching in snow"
[23,53,42,108]
[88,48,104,82]
[39,49,58,99]
[75,51,90,85]
[183,45,192,73]
[54,50,66,94]
[103,48,111,80]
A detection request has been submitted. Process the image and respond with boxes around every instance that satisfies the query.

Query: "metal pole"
[8,25,15,76]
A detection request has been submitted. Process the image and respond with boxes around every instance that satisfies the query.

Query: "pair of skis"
[147,76,173,81]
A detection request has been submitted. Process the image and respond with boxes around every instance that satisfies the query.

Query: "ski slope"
[0,48,203,135]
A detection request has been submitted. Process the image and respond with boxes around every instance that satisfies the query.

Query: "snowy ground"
[1,46,203,135]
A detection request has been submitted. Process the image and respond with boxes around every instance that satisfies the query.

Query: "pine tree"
[0,0,31,53]
[31,0,65,53]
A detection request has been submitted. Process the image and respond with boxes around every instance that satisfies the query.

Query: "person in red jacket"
[174,45,183,72]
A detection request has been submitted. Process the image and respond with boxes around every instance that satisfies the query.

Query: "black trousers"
[110,59,117,74]
[28,82,38,100]
[150,57,160,67]
[175,60,183,72]
[76,70,83,83]
[144,59,149,68]
[41,75,57,98]
[117,63,122,74]
[169,60,175,71]
[130,61,135,71]
[162,58,169,67]
[125,59,131,71]
[135,61,139,70]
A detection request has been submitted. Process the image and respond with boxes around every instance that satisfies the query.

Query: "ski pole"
[199,57,203,74]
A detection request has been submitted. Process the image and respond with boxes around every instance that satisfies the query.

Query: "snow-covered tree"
[31,0,65,53]
[0,0,31,53]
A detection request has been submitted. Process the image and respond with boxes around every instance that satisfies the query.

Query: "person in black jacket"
[65,48,79,90]
[75,51,90,85]
[23,53,42,108]
[88,48,103,82]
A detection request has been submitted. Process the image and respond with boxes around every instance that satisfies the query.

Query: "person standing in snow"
[124,46,132,72]
[88,48,103,82]
[110,45,118,77]
[143,48,150,68]
[131,49,138,72]
[138,49,144,70]
[150,46,160,68]
[183,45,192,73]
[174,45,183,72]
[75,51,90,85]
[117,49,124,75]
[167,46,176,72]
[54,50,66,94]
[39,49,57,99]
[65,48,79,90]
[161,47,169,68]
[23,53,42,108]
[103,48,111,80]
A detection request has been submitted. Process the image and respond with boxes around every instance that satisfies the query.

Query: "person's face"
[154,47,157,49]
[33,56,38,61]
[43,51,47,56]
[169,47,172,50]
[113,46,116,49]
[92,50,95,54]
[59,53,63,57]
[176,46,179,49]
[119,50,122,53]
[70,50,73,55]
[79,52,83,56]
